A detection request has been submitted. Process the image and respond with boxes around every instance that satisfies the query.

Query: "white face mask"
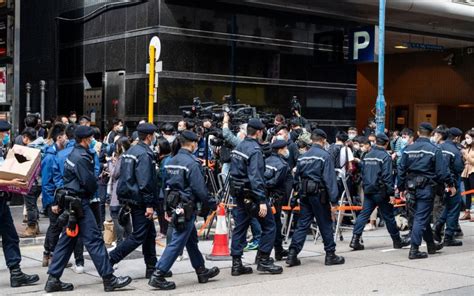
[117,126,124,133]
[353,144,360,151]
[466,137,473,145]
[348,133,356,140]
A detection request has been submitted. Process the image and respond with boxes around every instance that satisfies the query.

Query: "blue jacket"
[165,148,209,204]
[41,144,59,207]
[398,137,452,191]
[361,146,394,196]
[295,144,339,203]
[54,140,100,189]
[63,144,98,196]
[230,137,267,202]
[440,140,464,187]
[264,153,289,196]
[117,142,159,207]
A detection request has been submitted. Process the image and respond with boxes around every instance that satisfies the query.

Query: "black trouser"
[44,205,84,266]
[273,200,284,252]
[463,173,474,211]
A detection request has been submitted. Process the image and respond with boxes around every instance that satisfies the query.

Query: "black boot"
[392,236,410,249]
[408,245,428,259]
[274,249,289,261]
[10,266,39,288]
[432,222,444,242]
[146,266,172,279]
[349,235,364,250]
[44,275,74,292]
[443,235,463,247]
[427,242,443,255]
[454,228,463,238]
[254,250,262,265]
[196,266,220,283]
[148,270,176,290]
[257,253,283,274]
[231,256,253,276]
[285,248,301,267]
[325,252,345,266]
[103,275,132,292]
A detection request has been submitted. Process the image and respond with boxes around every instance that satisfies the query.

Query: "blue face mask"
[90,138,97,149]
[400,138,408,148]
[2,133,10,145]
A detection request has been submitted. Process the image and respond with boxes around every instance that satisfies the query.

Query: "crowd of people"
[0,110,472,292]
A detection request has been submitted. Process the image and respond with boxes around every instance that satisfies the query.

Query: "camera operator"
[266,114,286,142]
[221,112,246,175]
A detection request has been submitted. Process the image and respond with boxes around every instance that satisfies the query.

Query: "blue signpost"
[375,0,386,135]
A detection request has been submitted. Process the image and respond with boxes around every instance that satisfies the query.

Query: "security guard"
[350,134,410,250]
[432,127,464,246]
[45,125,132,292]
[109,123,160,277]
[264,140,290,261]
[149,130,219,290]
[229,118,283,276]
[398,122,455,260]
[0,120,39,288]
[286,129,345,267]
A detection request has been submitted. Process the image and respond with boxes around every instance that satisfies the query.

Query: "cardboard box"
[0,145,41,195]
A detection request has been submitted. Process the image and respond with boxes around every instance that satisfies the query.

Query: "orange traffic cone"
[206,204,232,261]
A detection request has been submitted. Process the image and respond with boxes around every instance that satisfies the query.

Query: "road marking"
[381,249,397,252]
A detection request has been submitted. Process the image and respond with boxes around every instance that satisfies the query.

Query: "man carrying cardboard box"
[0,120,40,288]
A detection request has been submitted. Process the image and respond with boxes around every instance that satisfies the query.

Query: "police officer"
[229,119,283,275]
[149,130,219,290]
[398,122,455,260]
[432,127,464,246]
[45,125,132,292]
[264,140,290,261]
[0,120,39,288]
[109,123,160,277]
[350,134,410,250]
[286,129,345,267]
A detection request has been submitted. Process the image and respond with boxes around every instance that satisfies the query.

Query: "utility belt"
[54,189,84,238]
[230,178,260,217]
[405,175,433,205]
[165,188,195,232]
[300,178,328,204]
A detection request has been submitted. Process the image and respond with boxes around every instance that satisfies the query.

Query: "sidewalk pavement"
[1,214,473,295]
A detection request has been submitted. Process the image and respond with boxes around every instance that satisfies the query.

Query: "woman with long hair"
[461,129,474,222]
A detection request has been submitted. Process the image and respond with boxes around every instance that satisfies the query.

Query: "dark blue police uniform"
[286,129,344,267]
[264,140,289,258]
[398,123,452,259]
[229,119,282,275]
[110,123,159,275]
[46,126,131,293]
[0,120,39,288]
[149,130,219,290]
[435,138,464,244]
[351,134,409,250]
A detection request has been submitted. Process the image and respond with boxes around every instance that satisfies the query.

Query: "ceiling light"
[394,45,408,49]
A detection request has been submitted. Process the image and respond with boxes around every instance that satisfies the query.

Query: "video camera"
[291,96,301,117]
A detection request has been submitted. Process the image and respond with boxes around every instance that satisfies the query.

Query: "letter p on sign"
[353,31,370,60]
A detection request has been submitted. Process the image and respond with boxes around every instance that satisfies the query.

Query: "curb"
[0,235,46,247]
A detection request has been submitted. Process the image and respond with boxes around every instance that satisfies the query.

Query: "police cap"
[449,127,463,137]
[311,128,327,139]
[137,123,157,135]
[247,118,265,130]
[0,120,11,132]
[181,130,198,142]
[75,125,94,139]
[271,140,287,150]
[419,122,434,132]
[376,133,389,144]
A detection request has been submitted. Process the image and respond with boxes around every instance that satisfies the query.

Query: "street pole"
[39,80,46,122]
[25,83,31,115]
[147,36,162,123]
[375,0,386,135]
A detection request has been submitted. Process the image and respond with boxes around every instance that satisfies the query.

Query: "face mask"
[353,144,360,151]
[117,126,124,133]
[275,135,286,141]
[281,149,290,159]
[466,137,473,145]
[348,133,356,140]
[2,133,10,146]
[69,118,77,123]
[165,135,176,143]
[430,136,436,144]
[298,149,306,155]
[90,138,97,149]
[370,141,375,147]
